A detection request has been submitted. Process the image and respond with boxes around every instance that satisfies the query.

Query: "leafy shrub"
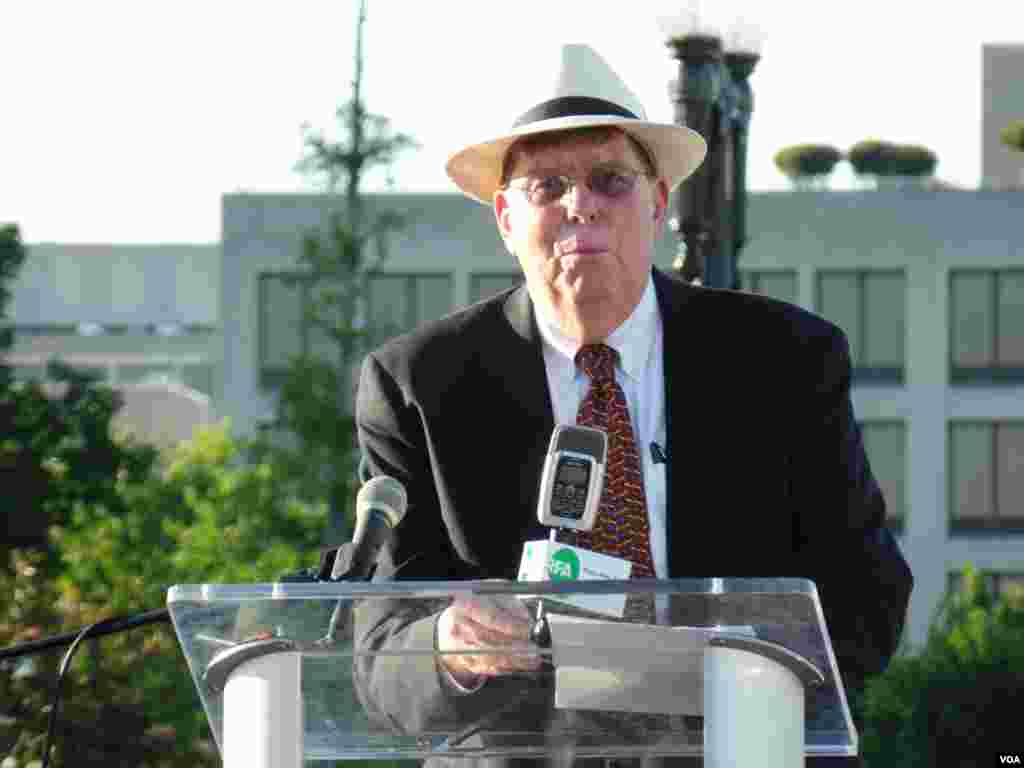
[860,566,1024,767]
[1001,120,1024,152]
[848,140,937,178]
[774,144,843,180]
[2,424,326,767]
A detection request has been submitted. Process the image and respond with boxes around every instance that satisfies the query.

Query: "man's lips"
[557,240,608,255]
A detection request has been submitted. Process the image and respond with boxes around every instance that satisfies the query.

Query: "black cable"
[40,619,101,768]
[0,608,171,768]
[0,607,170,662]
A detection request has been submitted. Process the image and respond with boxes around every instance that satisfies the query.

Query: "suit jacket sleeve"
[792,324,913,693]
[351,349,536,736]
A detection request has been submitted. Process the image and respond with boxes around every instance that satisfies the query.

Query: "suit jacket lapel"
[499,285,557,543]
[501,283,555,427]
[652,269,700,578]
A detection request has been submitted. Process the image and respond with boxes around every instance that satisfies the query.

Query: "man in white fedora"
[352,44,911,766]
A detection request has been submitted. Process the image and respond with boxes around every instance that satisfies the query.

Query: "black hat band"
[512,96,638,129]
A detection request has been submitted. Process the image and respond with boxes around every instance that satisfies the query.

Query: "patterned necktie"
[572,343,655,579]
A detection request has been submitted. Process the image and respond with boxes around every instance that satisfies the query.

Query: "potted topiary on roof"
[1001,119,1024,152]
[773,144,843,189]
[848,139,938,188]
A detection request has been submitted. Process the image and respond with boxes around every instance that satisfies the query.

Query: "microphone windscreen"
[356,475,408,528]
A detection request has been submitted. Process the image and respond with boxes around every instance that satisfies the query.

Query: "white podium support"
[206,639,303,768]
[704,635,824,768]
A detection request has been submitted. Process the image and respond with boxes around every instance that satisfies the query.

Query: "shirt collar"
[534,276,658,382]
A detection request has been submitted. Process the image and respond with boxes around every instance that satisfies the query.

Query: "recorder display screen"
[557,464,588,486]
[551,456,591,520]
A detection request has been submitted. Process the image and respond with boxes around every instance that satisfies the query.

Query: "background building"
[982,43,1024,190]
[7,243,219,395]
[8,45,1022,649]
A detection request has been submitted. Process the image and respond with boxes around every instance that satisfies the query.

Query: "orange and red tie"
[572,343,655,579]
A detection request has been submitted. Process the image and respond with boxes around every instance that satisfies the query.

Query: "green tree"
[1001,119,1024,152]
[257,0,417,541]
[1,225,158,560]
[860,566,1024,767]
[0,224,27,390]
[0,225,322,766]
[2,423,326,767]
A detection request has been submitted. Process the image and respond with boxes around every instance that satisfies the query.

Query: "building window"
[366,273,453,348]
[11,324,84,337]
[816,270,906,384]
[949,421,1024,532]
[118,364,176,385]
[258,273,307,388]
[738,269,798,305]
[10,323,216,338]
[469,273,523,305]
[182,363,214,396]
[258,271,453,388]
[11,365,46,381]
[949,269,1024,384]
[861,421,906,531]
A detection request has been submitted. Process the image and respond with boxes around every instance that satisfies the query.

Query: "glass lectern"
[166,578,857,767]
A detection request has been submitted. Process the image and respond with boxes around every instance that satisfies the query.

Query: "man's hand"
[437,593,543,688]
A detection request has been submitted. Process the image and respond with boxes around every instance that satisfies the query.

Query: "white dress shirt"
[442,278,670,692]
[533,277,669,579]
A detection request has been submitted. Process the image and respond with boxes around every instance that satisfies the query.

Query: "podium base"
[704,643,807,768]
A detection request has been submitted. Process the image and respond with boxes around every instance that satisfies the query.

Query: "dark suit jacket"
[352,268,912,766]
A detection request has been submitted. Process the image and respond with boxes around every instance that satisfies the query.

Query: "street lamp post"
[664,15,761,290]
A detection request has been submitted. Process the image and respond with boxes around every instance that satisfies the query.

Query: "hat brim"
[445,115,707,205]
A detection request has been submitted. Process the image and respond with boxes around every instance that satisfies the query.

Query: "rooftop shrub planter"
[848,140,938,178]
[774,144,843,184]
[1001,119,1024,152]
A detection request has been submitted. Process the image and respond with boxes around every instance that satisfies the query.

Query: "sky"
[2,0,1022,244]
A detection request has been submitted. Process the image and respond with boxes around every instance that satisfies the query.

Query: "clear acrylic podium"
[166,578,857,766]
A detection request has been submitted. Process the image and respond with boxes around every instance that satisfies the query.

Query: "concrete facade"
[218,192,686,434]
[7,243,221,396]
[10,187,1023,650]
[742,189,1024,647]
[982,44,1024,190]
[214,188,1024,649]
[9,36,1022,649]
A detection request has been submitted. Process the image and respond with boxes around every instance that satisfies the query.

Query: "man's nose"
[563,178,601,221]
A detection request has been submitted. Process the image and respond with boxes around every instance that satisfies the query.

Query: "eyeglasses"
[504,164,650,207]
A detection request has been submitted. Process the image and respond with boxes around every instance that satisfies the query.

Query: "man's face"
[494,131,669,341]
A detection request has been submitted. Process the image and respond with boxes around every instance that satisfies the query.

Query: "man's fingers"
[446,612,531,655]
[437,594,545,680]
[449,595,532,637]
[450,648,542,677]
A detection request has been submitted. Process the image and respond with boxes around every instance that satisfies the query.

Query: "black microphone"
[321,476,407,646]
[331,475,408,581]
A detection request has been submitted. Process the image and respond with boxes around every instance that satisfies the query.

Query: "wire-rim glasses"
[504,164,650,207]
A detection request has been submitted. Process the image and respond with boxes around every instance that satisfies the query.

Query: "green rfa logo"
[549,548,580,581]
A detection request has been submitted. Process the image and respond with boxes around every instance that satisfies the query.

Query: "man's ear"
[652,178,670,224]
[494,190,515,250]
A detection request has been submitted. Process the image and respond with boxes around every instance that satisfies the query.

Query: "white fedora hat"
[445,44,707,205]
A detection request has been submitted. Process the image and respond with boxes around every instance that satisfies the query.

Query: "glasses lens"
[528,175,570,206]
[514,167,641,206]
[589,168,637,199]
